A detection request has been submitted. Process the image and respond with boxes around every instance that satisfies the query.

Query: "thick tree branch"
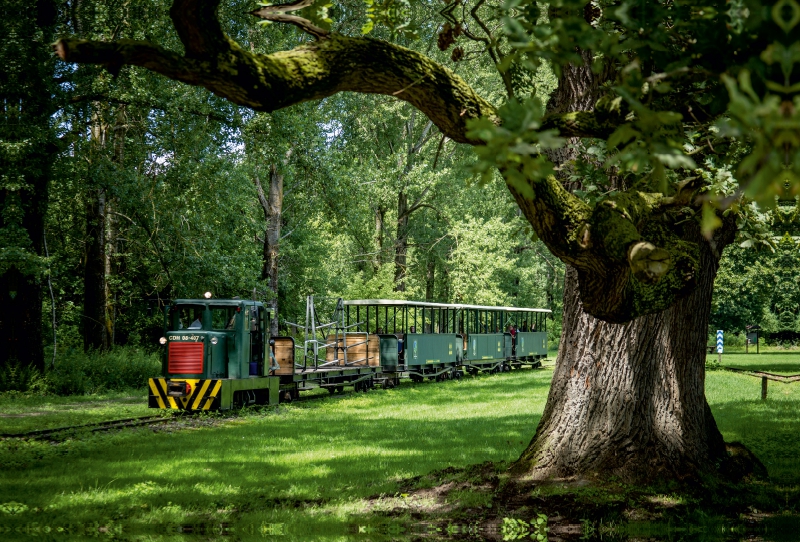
[54,32,496,145]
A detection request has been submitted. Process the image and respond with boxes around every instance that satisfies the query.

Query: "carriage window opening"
[211,306,236,330]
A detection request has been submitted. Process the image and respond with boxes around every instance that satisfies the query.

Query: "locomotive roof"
[342,299,550,313]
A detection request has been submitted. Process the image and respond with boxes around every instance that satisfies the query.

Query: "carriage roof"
[342,299,550,313]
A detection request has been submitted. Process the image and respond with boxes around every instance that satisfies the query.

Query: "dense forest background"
[6,0,800,395]
[27,0,567,362]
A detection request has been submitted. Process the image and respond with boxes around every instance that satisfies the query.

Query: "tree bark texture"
[255,165,283,336]
[514,219,736,482]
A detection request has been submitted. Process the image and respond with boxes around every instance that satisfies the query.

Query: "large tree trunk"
[510,42,735,481]
[514,220,735,482]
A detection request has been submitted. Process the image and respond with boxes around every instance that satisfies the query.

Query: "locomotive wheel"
[336,385,344,393]
[281,390,293,403]
[454,370,463,380]
[327,386,336,394]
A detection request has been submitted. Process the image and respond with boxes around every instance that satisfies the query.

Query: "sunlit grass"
[0,355,798,533]
[0,370,552,526]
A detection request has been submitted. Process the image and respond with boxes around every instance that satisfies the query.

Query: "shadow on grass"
[712,397,800,486]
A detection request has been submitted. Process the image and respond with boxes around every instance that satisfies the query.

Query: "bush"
[46,347,162,395]
[0,361,49,393]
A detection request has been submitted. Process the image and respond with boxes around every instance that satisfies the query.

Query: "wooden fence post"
[761,377,768,400]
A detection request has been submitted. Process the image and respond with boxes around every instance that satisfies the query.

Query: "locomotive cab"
[149,298,278,410]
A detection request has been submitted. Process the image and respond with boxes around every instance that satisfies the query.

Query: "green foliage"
[45,347,161,396]
[712,240,800,334]
[0,361,49,394]
[36,0,566,359]
[501,514,548,541]
[0,347,159,396]
[467,97,562,194]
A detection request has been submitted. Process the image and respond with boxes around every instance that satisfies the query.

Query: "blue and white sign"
[716,330,724,354]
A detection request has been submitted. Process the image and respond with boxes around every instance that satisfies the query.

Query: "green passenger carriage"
[343,300,465,385]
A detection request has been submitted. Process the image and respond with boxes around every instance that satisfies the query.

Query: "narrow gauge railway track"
[0,414,190,440]
[3,389,364,440]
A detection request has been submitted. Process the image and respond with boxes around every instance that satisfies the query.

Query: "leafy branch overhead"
[53,0,800,322]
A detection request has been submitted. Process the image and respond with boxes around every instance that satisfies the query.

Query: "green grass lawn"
[707,370,800,485]
[0,391,152,435]
[0,370,552,529]
[707,350,800,375]
[0,353,798,537]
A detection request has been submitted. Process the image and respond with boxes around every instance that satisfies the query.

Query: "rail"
[0,414,184,440]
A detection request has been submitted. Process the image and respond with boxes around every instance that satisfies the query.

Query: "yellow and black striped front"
[148,378,221,410]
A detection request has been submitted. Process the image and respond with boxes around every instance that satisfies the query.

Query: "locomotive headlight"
[211,337,218,345]
[204,291,212,299]
[159,337,167,345]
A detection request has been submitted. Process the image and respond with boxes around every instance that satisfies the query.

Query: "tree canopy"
[52,0,800,324]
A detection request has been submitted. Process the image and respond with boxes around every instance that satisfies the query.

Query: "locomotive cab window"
[170,305,205,330]
[211,306,237,330]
